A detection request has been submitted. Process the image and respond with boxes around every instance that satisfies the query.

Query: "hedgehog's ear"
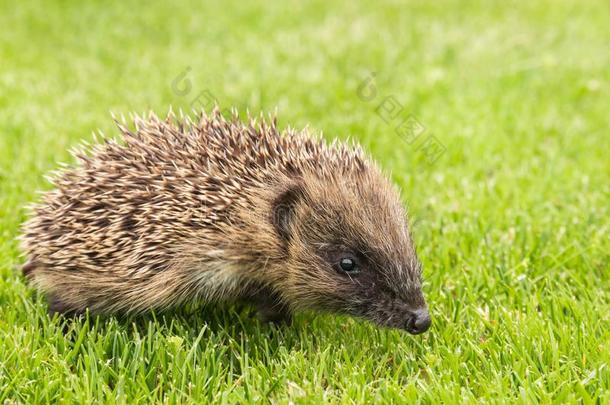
[272,181,304,244]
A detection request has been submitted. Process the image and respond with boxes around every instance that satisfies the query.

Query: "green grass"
[1,0,609,402]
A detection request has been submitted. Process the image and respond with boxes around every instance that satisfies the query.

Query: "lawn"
[1,0,609,402]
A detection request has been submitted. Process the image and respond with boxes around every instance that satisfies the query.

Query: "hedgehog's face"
[271,173,431,334]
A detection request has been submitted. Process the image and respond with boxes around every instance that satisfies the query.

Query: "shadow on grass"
[43,298,313,353]
[20,286,426,368]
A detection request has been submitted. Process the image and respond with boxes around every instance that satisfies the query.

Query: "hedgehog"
[20,109,431,334]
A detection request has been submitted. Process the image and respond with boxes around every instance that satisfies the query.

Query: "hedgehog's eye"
[339,257,359,273]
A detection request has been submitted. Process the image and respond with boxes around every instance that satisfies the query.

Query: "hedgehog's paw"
[256,302,292,326]
[47,294,85,318]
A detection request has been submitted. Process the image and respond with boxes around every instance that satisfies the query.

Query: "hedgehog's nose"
[404,308,431,335]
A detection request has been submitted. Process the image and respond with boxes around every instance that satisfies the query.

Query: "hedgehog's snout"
[403,307,431,335]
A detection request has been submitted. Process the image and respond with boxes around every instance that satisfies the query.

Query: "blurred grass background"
[1,0,609,402]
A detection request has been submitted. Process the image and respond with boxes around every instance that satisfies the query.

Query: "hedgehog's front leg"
[246,286,292,325]
[256,299,292,325]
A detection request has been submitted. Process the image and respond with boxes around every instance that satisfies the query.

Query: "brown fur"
[20,109,430,332]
